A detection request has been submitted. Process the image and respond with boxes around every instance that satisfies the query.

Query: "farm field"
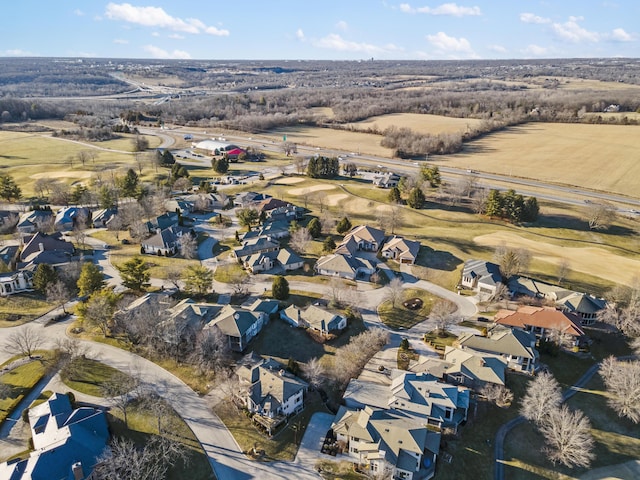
[430,122,640,198]
[347,113,483,135]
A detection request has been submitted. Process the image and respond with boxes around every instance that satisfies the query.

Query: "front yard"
[0,293,53,327]
[377,287,439,330]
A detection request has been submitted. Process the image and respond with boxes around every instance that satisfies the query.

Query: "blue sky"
[1,1,637,60]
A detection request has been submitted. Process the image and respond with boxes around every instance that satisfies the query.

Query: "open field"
[431,122,640,198]
[348,113,483,135]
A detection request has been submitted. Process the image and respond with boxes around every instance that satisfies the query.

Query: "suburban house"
[267,204,304,223]
[243,247,303,274]
[233,191,271,208]
[315,253,376,281]
[157,298,221,345]
[455,325,538,374]
[183,192,230,211]
[141,225,195,256]
[243,220,290,241]
[494,305,586,348]
[19,232,74,268]
[0,270,33,296]
[16,209,54,234]
[165,198,194,215]
[54,206,90,231]
[0,393,110,480]
[256,197,290,214]
[337,225,386,253]
[235,355,308,434]
[380,236,421,265]
[332,405,441,480]
[441,347,507,388]
[246,298,280,317]
[146,212,179,233]
[91,208,116,228]
[233,236,280,259]
[508,276,606,325]
[280,304,347,334]
[205,304,268,352]
[113,292,174,323]
[460,259,502,296]
[372,172,401,188]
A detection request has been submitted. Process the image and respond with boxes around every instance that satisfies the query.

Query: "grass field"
[430,122,640,198]
[59,357,134,397]
[377,287,439,330]
[0,293,52,326]
[348,113,483,136]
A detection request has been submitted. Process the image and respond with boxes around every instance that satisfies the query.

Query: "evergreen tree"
[77,262,105,297]
[407,187,425,209]
[116,256,150,291]
[161,149,175,166]
[33,263,57,293]
[323,236,336,252]
[485,189,504,218]
[336,217,352,234]
[420,165,442,188]
[183,265,214,297]
[388,186,402,204]
[523,197,540,222]
[211,157,229,174]
[0,175,21,202]
[307,218,322,238]
[119,169,139,198]
[272,276,290,300]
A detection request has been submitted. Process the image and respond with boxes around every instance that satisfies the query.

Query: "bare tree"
[178,233,198,260]
[293,156,306,174]
[494,244,531,280]
[599,356,640,423]
[165,266,182,292]
[101,374,139,427]
[319,211,336,235]
[556,259,571,285]
[539,405,595,468]
[328,277,348,307]
[331,328,389,385]
[385,277,404,308]
[480,384,514,407]
[377,205,404,235]
[598,284,640,338]
[191,326,232,375]
[430,300,458,335]
[302,357,325,390]
[229,269,251,296]
[585,201,616,230]
[4,327,45,358]
[46,280,72,314]
[290,227,311,254]
[520,371,562,426]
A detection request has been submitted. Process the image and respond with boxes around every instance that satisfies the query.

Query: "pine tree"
[407,187,425,209]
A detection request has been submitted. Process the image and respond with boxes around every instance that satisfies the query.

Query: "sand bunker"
[288,185,336,196]
[31,171,93,179]
[275,177,305,185]
[326,194,348,206]
[474,231,640,287]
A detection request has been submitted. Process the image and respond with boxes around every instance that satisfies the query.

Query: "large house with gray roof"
[460,259,502,296]
[280,304,347,334]
[205,304,268,352]
[314,253,376,280]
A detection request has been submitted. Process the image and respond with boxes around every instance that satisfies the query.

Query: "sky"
[1,1,638,60]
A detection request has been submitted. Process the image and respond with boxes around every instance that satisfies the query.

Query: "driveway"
[295,412,334,476]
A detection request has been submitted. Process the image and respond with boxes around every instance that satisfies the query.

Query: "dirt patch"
[274,177,305,185]
[474,232,640,286]
[326,194,348,206]
[349,113,483,136]
[30,171,93,179]
[288,185,336,196]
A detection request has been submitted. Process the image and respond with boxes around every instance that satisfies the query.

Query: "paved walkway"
[295,412,334,475]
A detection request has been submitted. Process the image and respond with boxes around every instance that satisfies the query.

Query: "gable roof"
[20,232,74,262]
[248,363,308,414]
[462,259,502,287]
[381,235,421,260]
[207,305,262,337]
[342,225,385,247]
[315,253,374,276]
[494,306,585,337]
[457,325,537,359]
[443,347,506,386]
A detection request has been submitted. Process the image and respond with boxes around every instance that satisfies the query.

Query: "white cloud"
[552,16,600,43]
[611,27,633,42]
[522,44,548,57]
[519,12,551,24]
[4,49,36,56]
[296,28,305,40]
[336,20,349,31]
[105,3,229,36]
[73,9,84,16]
[151,32,160,37]
[113,38,129,44]
[313,34,386,55]
[488,44,507,53]
[427,31,474,55]
[143,45,192,59]
[400,3,481,16]
[169,33,185,40]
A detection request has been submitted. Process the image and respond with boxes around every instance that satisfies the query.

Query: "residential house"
[267,204,304,223]
[275,248,304,271]
[508,276,606,325]
[0,270,33,296]
[54,206,90,231]
[494,305,586,348]
[183,192,230,211]
[91,208,116,228]
[441,347,507,388]
[113,292,174,324]
[338,225,386,253]
[165,198,194,215]
[205,304,268,352]
[381,236,421,265]
[280,304,347,334]
[455,325,538,374]
[157,298,221,345]
[460,259,502,296]
[235,356,308,427]
[243,220,290,241]
[17,209,54,234]
[243,247,303,274]
[315,253,376,281]
[141,225,194,256]
[247,298,280,317]
[233,192,271,208]
[255,197,290,214]
[146,212,179,233]
[332,406,441,480]
[19,232,74,268]
[0,393,110,480]
[372,172,401,188]
[233,236,280,259]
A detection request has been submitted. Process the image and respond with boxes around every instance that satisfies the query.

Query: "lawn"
[59,357,135,397]
[377,288,439,330]
[108,397,214,480]
[0,293,53,327]
[213,389,330,462]
[316,459,369,480]
[109,246,201,280]
[348,113,483,136]
[503,375,640,480]
[0,352,54,425]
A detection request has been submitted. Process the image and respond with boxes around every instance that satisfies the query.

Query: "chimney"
[38,242,44,252]
[71,462,84,480]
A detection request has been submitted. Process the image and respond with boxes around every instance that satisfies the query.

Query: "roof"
[256,197,290,212]
[443,347,506,385]
[20,232,74,262]
[494,306,585,337]
[462,259,502,287]
[234,236,279,258]
[381,235,421,260]
[342,225,385,247]
[457,325,537,359]
[284,304,344,331]
[195,139,236,151]
[226,148,246,156]
[248,299,280,315]
[315,253,374,276]
[342,379,390,409]
[276,247,303,266]
[207,305,262,337]
[248,363,308,414]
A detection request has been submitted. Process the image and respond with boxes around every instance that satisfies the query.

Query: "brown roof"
[494,306,585,337]
[256,197,290,213]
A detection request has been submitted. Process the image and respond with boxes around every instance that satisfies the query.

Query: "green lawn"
[0,352,54,424]
[423,330,458,352]
[214,390,330,462]
[0,293,52,327]
[378,288,439,330]
[59,357,135,397]
[108,398,214,480]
